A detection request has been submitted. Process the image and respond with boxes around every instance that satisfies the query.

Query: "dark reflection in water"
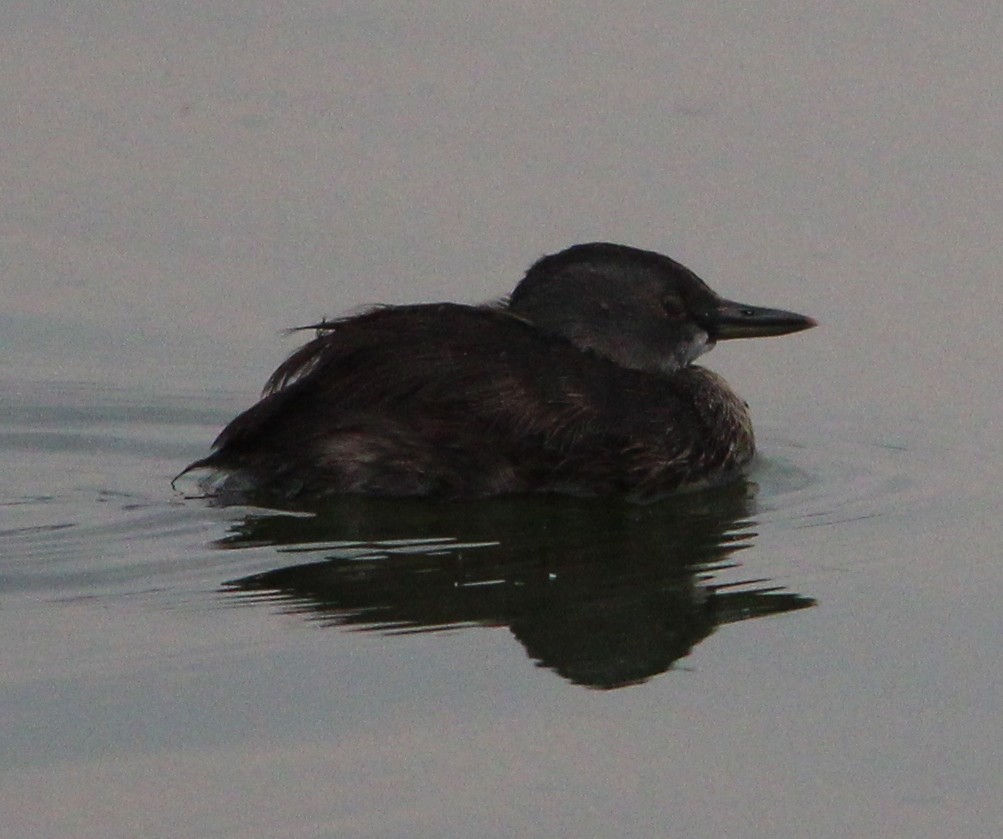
[219,480,814,689]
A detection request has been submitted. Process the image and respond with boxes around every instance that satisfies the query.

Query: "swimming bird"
[177,243,815,501]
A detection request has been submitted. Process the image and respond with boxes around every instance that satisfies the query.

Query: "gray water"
[4,4,1003,838]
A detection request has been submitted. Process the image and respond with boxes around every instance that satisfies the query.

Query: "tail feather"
[171,452,224,489]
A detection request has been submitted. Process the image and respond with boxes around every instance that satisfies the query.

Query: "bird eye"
[662,298,684,318]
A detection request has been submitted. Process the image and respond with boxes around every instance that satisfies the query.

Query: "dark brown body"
[185,304,754,501]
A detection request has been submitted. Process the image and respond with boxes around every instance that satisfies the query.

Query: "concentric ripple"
[741,413,1002,586]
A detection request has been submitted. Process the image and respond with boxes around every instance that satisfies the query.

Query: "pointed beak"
[704,299,817,340]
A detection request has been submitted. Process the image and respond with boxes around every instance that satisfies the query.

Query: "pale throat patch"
[681,330,714,367]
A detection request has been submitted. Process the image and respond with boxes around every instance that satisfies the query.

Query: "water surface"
[4,3,1003,838]
[4,377,1000,838]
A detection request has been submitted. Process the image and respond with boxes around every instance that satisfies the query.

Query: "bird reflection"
[220,479,813,689]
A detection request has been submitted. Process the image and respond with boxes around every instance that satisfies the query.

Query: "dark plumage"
[177,243,815,501]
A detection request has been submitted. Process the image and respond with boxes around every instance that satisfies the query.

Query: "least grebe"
[178,243,815,500]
